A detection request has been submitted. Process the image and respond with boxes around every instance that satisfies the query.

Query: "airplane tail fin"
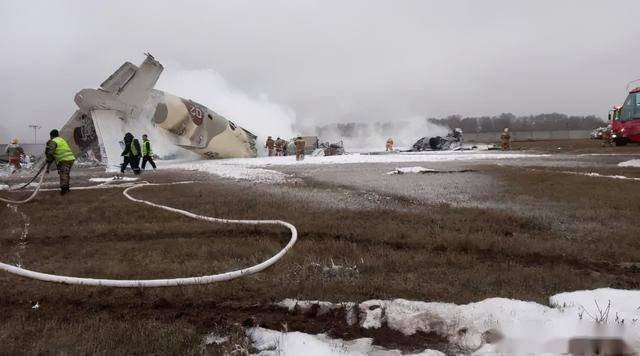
[101,54,164,111]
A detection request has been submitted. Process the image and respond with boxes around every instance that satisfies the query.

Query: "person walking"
[141,134,157,170]
[5,138,25,173]
[275,137,284,156]
[45,130,76,195]
[265,136,275,156]
[294,136,306,161]
[120,132,142,175]
[500,128,511,150]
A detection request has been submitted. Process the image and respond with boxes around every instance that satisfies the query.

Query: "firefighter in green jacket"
[45,129,76,195]
[120,132,142,175]
[141,134,156,170]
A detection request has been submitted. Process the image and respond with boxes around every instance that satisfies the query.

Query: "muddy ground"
[0,140,639,355]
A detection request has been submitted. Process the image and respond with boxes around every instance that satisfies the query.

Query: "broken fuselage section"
[60,54,257,166]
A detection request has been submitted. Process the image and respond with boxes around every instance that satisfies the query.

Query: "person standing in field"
[120,132,142,175]
[141,134,156,170]
[5,138,25,173]
[45,129,76,195]
[265,136,275,156]
[385,138,394,152]
[294,136,306,161]
[500,128,511,150]
[275,137,284,156]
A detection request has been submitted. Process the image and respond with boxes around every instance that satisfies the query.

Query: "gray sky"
[1,0,639,143]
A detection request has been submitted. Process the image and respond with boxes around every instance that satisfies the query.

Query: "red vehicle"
[609,86,640,145]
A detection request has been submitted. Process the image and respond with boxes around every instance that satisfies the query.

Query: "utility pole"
[28,125,42,144]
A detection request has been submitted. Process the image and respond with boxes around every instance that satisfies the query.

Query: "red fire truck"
[609,84,640,145]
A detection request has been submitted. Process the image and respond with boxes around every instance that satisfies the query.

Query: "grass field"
[0,146,639,354]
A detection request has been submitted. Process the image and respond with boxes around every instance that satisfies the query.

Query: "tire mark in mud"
[6,204,30,268]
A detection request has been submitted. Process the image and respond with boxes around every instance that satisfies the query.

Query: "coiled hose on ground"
[0,173,297,287]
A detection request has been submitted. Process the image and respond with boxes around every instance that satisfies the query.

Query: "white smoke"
[313,117,450,152]
[155,65,296,155]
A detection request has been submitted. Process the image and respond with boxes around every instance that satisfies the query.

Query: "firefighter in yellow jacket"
[120,132,142,175]
[45,129,76,195]
[141,134,157,170]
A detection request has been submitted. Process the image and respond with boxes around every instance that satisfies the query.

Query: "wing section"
[91,109,127,171]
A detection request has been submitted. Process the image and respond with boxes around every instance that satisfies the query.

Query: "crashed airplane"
[59,54,257,166]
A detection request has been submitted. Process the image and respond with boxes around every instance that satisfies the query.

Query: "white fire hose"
[0,177,297,287]
[0,171,47,204]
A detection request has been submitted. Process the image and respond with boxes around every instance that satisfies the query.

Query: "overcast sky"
[1,0,639,143]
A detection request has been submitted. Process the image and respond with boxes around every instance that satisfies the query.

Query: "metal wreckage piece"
[411,128,468,151]
[58,54,257,166]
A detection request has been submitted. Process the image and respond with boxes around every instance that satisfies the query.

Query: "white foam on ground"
[0,184,8,191]
[619,159,640,167]
[562,171,640,181]
[248,327,445,356]
[89,177,140,183]
[386,166,436,175]
[161,152,546,183]
[266,289,640,354]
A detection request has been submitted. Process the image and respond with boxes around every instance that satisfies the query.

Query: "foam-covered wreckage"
[412,128,467,151]
[58,54,257,168]
[316,140,345,156]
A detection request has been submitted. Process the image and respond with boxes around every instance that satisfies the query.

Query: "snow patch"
[89,177,140,183]
[386,166,436,175]
[275,289,640,354]
[162,160,290,183]
[203,333,229,345]
[160,152,546,183]
[619,159,640,167]
[248,327,445,356]
[563,171,640,181]
[0,184,8,191]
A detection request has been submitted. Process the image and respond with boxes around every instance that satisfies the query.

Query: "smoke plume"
[155,65,296,155]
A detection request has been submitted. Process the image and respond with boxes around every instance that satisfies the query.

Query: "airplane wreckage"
[59,54,257,167]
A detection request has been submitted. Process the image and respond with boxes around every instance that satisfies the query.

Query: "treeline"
[428,113,605,132]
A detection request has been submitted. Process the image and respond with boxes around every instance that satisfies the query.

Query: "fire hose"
[0,165,47,204]
[0,175,298,287]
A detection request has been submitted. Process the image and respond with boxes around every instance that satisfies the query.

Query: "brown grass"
[0,165,639,354]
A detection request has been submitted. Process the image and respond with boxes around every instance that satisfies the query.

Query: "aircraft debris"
[57,54,257,169]
[411,128,467,151]
[312,140,345,156]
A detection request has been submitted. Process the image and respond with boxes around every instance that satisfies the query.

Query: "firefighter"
[5,138,25,173]
[120,132,142,175]
[141,134,157,170]
[500,128,511,150]
[294,136,306,161]
[265,136,275,156]
[275,137,284,156]
[45,129,76,195]
[385,138,394,152]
